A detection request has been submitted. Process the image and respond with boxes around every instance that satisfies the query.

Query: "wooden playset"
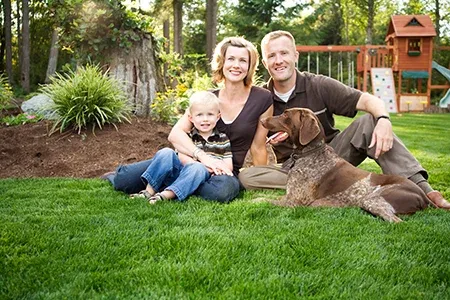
[296,15,450,112]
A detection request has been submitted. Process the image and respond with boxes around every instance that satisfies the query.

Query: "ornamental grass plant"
[40,64,132,134]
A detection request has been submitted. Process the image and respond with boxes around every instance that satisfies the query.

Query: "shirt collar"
[266,70,306,101]
[190,127,221,140]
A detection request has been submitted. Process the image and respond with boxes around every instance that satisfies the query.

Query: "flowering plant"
[0,113,43,126]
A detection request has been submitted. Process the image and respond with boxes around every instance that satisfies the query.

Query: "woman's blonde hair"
[211,37,259,87]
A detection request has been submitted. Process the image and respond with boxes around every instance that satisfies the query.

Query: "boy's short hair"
[211,36,259,87]
[188,91,220,114]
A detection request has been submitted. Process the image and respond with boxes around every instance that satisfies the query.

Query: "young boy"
[131,91,233,204]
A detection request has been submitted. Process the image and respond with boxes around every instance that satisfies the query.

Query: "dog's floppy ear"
[298,110,321,145]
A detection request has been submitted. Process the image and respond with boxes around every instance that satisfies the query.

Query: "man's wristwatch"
[376,115,390,122]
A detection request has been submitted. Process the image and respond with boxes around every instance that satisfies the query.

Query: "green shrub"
[151,72,214,125]
[151,72,215,125]
[40,64,132,134]
[153,51,214,125]
[0,73,13,110]
[151,84,190,125]
[0,112,43,126]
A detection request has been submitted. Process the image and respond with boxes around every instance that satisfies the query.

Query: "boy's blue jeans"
[108,148,240,203]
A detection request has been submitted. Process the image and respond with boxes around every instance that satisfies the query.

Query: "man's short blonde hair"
[188,91,220,114]
[211,36,259,87]
[261,30,296,58]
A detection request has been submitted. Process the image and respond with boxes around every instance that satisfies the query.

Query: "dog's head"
[261,108,324,147]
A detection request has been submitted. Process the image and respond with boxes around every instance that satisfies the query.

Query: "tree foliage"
[1,0,449,94]
[58,0,154,65]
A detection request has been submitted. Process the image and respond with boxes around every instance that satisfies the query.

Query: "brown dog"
[261,108,431,223]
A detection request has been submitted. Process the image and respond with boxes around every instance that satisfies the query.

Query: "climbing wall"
[371,68,397,113]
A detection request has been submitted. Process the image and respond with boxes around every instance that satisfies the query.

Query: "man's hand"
[369,118,394,159]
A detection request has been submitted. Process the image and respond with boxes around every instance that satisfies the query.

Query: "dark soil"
[0,112,172,179]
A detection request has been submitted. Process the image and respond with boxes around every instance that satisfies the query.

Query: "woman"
[108,37,273,203]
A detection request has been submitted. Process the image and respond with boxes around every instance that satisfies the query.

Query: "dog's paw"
[387,214,403,223]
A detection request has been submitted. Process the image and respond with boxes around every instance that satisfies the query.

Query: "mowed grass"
[1,113,450,299]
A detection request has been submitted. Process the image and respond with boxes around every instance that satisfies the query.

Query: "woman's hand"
[250,105,274,165]
[198,152,234,176]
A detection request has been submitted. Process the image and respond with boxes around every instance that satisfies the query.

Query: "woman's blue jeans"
[109,148,241,203]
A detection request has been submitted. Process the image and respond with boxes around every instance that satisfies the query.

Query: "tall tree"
[16,0,21,76]
[434,0,440,44]
[21,0,30,93]
[366,0,374,44]
[349,0,377,45]
[229,0,284,41]
[0,1,3,71]
[404,0,423,14]
[45,28,59,83]
[163,19,170,84]
[173,0,183,55]
[2,0,13,84]
[302,0,343,46]
[206,0,217,62]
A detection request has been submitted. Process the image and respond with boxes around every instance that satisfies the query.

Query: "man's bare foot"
[427,191,450,210]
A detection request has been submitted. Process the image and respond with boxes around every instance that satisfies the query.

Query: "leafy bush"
[151,85,190,125]
[1,113,43,126]
[59,1,155,64]
[40,64,132,134]
[151,72,215,125]
[152,53,214,125]
[0,73,13,110]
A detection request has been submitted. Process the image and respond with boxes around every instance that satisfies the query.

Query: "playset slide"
[432,61,450,108]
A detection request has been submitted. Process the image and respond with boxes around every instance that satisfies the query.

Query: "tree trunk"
[163,19,170,86]
[16,0,21,78]
[45,28,59,83]
[173,0,183,55]
[3,0,13,84]
[21,0,30,93]
[434,0,440,45]
[107,34,163,117]
[163,19,170,54]
[0,26,4,72]
[366,0,374,45]
[206,0,218,63]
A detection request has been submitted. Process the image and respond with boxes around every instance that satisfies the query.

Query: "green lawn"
[1,113,450,299]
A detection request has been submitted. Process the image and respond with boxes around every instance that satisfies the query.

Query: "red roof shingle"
[386,15,436,38]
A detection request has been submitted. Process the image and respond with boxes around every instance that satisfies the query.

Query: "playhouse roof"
[386,15,436,38]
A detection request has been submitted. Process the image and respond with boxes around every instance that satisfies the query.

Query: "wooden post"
[363,50,369,92]
[397,70,402,112]
[427,41,434,106]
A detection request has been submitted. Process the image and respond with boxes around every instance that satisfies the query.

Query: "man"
[239,30,450,209]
